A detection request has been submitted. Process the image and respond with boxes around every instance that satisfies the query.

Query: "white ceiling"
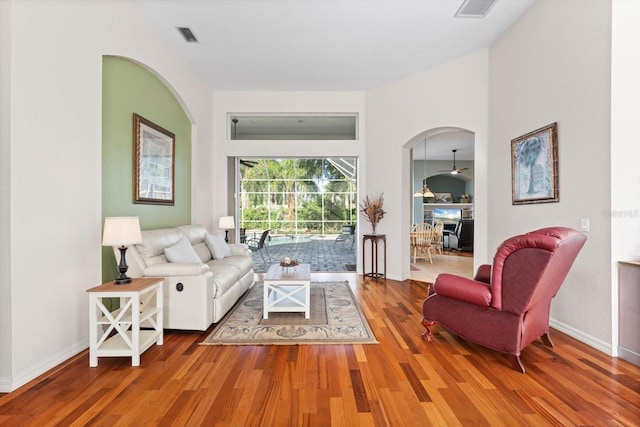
[416,131,475,161]
[138,0,532,161]
[139,0,534,91]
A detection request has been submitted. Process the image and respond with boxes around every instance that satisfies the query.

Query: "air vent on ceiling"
[177,27,198,43]
[454,0,498,18]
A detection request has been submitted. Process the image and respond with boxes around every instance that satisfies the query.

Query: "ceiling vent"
[176,27,198,43]
[454,0,498,18]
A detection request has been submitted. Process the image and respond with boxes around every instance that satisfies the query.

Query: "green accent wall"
[102,56,191,282]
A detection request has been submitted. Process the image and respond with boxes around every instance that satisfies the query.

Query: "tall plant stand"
[362,234,386,280]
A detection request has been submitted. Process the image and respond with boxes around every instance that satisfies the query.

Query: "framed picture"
[511,122,558,205]
[434,192,453,203]
[133,113,175,205]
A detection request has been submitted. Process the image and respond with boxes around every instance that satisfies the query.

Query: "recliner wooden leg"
[541,333,554,348]
[421,319,435,341]
[509,354,525,373]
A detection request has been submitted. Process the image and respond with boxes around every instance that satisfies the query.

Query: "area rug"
[201,281,378,345]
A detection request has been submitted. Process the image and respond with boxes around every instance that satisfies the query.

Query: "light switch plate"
[580,218,590,232]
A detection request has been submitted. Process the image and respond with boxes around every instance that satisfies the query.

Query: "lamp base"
[114,245,132,285]
[224,230,229,243]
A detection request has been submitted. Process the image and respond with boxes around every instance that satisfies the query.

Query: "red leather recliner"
[422,227,587,373]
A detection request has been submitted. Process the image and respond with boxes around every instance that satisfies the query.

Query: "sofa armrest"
[143,263,209,277]
[474,264,492,284]
[433,274,492,307]
[229,243,250,257]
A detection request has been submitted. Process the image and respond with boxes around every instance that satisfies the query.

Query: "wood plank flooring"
[1,275,639,426]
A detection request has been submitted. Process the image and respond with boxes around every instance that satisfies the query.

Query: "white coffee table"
[263,263,311,319]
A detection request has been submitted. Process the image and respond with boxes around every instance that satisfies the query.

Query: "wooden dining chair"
[432,221,444,255]
[410,223,438,264]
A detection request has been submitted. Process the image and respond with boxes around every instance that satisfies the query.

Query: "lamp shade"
[413,186,435,198]
[413,140,436,198]
[102,217,143,246]
[423,187,435,198]
[219,216,235,229]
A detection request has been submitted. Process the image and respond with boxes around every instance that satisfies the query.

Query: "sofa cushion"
[229,243,250,257]
[192,242,213,263]
[177,225,213,263]
[208,264,241,297]
[178,224,208,242]
[165,237,201,263]
[205,234,232,260]
[135,228,184,267]
[210,255,254,274]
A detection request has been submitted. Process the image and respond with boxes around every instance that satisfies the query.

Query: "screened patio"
[238,158,358,272]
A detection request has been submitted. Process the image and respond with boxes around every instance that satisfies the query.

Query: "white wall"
[0,0,213,392]
[211,91,366,234]
[611,1,640,354]
[0,0,13,390]
[366,51,490,280]
[489,0,613,352]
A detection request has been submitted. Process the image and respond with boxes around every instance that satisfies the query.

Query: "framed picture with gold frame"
[133,114,175,205]
[511,122,558,205]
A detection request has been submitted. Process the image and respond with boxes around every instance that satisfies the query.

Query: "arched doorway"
[408,127,475,283]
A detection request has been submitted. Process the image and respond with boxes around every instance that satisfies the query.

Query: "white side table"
[87,277,163,367]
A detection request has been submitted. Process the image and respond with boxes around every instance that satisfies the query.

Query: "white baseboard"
[0,377,12,393]
[0,340,88,393]
[618,346,640,366]
[549,318,613,356]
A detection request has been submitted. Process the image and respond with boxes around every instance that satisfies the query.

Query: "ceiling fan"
[438,149,468,174]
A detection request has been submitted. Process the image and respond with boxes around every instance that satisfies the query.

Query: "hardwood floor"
[410,251,474,283]
[1,275,639,426]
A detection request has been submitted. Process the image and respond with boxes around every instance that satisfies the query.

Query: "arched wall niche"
[110,55,197,124]
[101,55,194,282]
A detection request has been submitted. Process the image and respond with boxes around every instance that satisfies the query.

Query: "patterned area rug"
[201,281,378,345]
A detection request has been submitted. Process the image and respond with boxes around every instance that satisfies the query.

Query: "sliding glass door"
[237,158,357,236]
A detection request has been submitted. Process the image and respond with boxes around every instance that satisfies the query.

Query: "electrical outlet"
[580,218,590,232]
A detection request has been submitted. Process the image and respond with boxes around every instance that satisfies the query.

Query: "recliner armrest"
[229,243,250,257]
[143,263,209,277]
[433,274,492,307]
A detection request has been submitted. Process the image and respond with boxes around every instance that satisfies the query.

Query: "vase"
[371,223,377,235]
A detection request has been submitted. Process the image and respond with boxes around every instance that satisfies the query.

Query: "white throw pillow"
[164,237,201,263]
[205,234,232,260]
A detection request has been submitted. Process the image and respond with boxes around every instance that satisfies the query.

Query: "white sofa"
[114,224,254,330]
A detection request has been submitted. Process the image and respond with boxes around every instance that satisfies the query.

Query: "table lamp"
[219,216,235,243]
[102,216,143,284]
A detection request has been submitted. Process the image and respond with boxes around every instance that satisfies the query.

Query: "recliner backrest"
[489,227,587,312]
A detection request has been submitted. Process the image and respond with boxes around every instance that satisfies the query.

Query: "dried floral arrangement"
[279,257,299,267]
[360,193,386,234]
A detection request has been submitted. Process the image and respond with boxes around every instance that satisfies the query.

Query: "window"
[238,158,357,235]
[230,114,358,140]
